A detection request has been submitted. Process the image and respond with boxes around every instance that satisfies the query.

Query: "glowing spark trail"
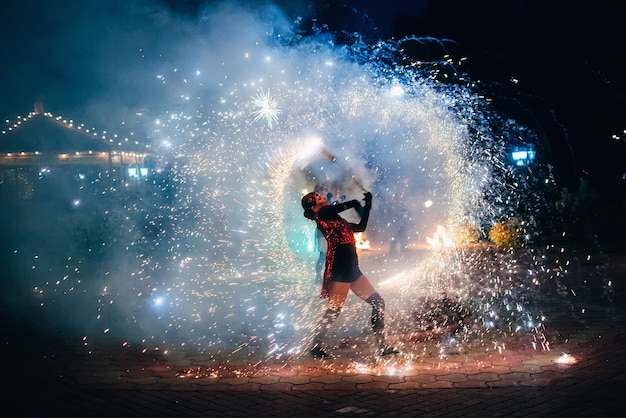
[16,5,611,371]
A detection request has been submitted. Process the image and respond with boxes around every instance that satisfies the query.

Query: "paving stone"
[341,374,374,383]
[404,374,438,383]
[371,374,405,383]
[229,383,262,391]
[420,380,455,388]
[257,382,294,391]
[501,372,532,381]
[478,365,513,373]
[388,381,422,389]
[246,375,283,385]
[278,375,314,385]
[291,382,326,390]
[436,373,468,382]
[467,372,500,381]
[354,381,391,390]
[310,374,344,384]
[486,379,522,387]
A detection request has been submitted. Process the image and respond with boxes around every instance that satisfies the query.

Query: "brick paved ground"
[2,251,626,417]
[3,302,625,416]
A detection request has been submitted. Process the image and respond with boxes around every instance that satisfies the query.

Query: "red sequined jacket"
[315,199,370,297]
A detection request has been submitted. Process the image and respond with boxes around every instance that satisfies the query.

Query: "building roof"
[0,112,112,154]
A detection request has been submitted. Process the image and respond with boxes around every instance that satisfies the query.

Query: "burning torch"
[319,146,367,192]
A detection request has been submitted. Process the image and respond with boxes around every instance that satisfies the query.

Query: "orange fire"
[354,232,370,250]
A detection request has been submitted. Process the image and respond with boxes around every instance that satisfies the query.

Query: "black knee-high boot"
[310,306,341,358]
[365,292,385,348]
[366,292,399,356]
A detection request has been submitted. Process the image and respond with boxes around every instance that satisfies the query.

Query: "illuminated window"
[128,167,149,177]
[511,149,536,166]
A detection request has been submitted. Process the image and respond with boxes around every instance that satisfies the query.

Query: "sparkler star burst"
[251,88,282,129]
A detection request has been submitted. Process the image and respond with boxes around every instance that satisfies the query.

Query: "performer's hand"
[363,192,372,208]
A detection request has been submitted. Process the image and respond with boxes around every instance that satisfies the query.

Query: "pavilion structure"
[0,102,154,201]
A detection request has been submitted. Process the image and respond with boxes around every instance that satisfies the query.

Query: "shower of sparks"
[251,88,282,129]
[13,7,612,375]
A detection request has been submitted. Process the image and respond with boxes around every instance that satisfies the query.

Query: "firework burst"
[251,88,282,129]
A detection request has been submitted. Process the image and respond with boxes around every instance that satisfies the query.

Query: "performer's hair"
[301,192,316,219]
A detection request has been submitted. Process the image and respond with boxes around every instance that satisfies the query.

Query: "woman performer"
[301,190,398,358]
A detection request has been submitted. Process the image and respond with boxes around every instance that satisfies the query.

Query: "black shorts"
[329,244,362,283]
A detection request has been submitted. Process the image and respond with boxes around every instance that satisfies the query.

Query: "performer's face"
[311,193,328,212]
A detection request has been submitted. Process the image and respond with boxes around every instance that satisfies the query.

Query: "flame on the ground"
[426,225,455,249]
[355,232,370,250]
[556,353,577,365]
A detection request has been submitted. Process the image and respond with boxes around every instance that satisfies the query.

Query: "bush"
[489,219,522,248]
[452,223,481,244]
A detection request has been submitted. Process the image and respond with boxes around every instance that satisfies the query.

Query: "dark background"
[306,0,626,195]
[1,0,624,195]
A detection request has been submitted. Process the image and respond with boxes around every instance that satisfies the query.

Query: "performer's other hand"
[363,192,372,207]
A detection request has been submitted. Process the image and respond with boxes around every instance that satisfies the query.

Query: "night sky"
[1,0,624,193]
